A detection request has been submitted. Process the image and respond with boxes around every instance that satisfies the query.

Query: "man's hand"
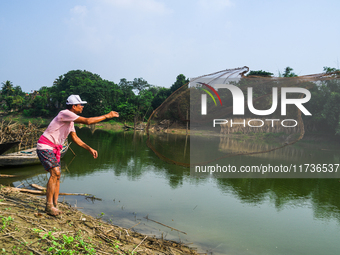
[89,148,98,159]
[105,111,119,119]
[70,131,98,158]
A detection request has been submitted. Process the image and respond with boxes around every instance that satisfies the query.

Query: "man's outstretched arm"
[74,111,119,125]
[69,131,98,158]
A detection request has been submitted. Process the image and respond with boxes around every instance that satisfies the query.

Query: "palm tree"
[1,80,14,96]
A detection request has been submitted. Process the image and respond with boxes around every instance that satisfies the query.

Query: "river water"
[1,128,340,255]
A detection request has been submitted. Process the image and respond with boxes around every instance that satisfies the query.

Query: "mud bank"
[0,186,199,254]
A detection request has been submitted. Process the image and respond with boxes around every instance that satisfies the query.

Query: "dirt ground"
[0,186,199,255]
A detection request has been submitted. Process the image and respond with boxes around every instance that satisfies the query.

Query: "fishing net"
[146,66,340,170]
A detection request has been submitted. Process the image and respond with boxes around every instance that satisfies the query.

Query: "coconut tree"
[1,80,14,96]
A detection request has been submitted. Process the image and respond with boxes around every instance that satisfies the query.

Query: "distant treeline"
[0,70,189,121]
[304,68,340,136]
[245,67,340,135]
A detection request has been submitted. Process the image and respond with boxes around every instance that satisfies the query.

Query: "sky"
[1,0,339,93]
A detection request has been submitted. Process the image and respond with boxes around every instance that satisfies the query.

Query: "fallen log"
[123,124,134,129]
[123,123,145,130]
[12,187,93,197]
[0,174,20,178]
[12,188,44,194]
[0,202,15,206]
[30,184,46,191]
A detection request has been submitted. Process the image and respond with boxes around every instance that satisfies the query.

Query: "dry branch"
[144,215,187,235]
[132,235,148,253]
[0,120,44,151]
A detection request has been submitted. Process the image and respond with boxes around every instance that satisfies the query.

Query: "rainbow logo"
[198,82,222,106]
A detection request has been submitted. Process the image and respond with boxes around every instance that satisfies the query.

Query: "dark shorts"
[37,149,60,171]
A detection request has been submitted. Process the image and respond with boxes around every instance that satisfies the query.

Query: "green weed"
[1,216,13,231]
[33,229,96,255]
[97,212,105,219]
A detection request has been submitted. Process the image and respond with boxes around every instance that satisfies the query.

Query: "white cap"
[66,95,87,105]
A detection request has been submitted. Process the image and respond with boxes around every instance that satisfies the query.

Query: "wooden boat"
[0,142,69,167]
[0,142,20,155]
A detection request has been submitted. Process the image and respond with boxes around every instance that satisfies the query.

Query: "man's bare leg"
[53,172,61,209]
[46,167,61,215]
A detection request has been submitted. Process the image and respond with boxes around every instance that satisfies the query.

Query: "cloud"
[100,0,172,15]
[66,5,104,52]
[198,0,233,11]
[70,5,88,16]
[65,0,173,54]
[68,5,89,28]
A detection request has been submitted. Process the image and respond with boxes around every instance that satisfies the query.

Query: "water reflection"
[0,164,47,187]
[62,128,192,188]
[215,178,340,220]
[1,128,340,254]
[62,128,340,221]
[2,128,340,220]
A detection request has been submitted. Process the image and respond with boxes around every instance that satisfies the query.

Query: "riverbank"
[3,112,338,140]
[0,185,199,254]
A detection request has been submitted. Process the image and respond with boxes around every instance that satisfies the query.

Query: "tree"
[151,87,171,110]
[49,70,120,117]
[1,81,27,111]
[322,91,340,134]
[170,74,189,94]
[247,70,273,77]
[304,67,340,135]
[323,66,340,74]
[116,78,136,121]
[3,70,191,122]
[131,78,153,122]
[281,67,297,77]
[1,80,14,96]
[132,78,150,94]
[118,78,135,100]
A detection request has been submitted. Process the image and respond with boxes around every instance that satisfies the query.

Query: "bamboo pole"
[186,110,188,135]
[12,187,94,197]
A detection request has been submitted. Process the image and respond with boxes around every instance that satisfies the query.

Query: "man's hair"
[66,104,73,110]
